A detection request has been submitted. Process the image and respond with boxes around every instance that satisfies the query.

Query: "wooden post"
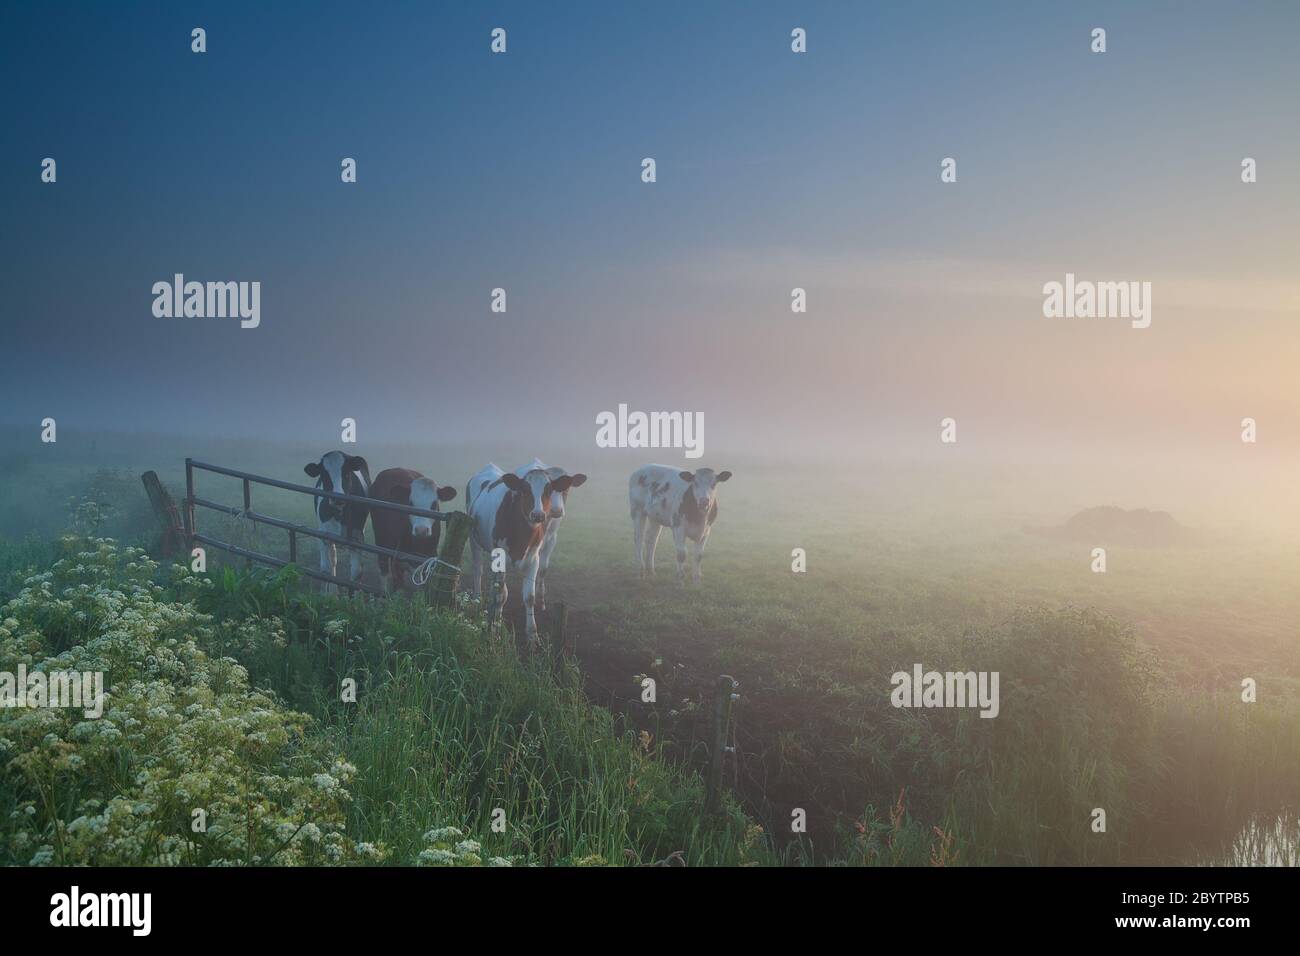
[241,477,253,570]
[141,471,184,557]
[705,674,739,813]
[183,458,196,543]
[429,511,471,608]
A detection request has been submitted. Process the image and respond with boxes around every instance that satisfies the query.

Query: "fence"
[178,458,471,602]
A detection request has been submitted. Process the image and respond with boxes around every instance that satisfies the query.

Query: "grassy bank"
[1,532,765,866]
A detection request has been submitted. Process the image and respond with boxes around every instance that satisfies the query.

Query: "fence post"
[706,674,739,813]
[140,471,184,557]
[183,458,196,545]
[429,511,472,608]
[241,477,253,570]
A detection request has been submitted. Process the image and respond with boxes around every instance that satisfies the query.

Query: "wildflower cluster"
[1,538,381,866]
[415,826,512,867]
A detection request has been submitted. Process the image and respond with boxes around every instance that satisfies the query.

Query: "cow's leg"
[632,508,647,573]
[692,531,709,584]
[520,552,541,643]
[317,539,331,591]
[535,529,558,611]
[644,524,662,576]
[319,534,338,594]
[495,572,509,628]
[672,525,688,584]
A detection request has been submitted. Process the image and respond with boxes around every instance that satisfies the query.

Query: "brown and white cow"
[513,458,587,612]
[465,462,579,642]
[368,467,457,593]
[629,464,731,584]
[304,450,371,591]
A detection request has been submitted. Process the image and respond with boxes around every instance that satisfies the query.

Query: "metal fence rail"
[183,458,464,598]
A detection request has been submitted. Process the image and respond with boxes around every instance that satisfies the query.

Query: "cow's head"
[398,476,457,538]
[543,466,587,519]
[678,468,731,515]
[499,468,578,527]
[304,451,369,523]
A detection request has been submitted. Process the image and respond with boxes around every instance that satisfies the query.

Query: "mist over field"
[5,420,1300,702]
[7,416,1300,638]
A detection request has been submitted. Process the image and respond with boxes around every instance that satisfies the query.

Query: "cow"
[629,465,731,584]
[303,451,371,592]
[465,463,580,643]
[513,458,587,612]
[368,468,458,593]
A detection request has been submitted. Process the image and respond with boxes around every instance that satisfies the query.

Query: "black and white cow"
[629,464,731,584]
[303,451,371,591]
[513,458,587,612]
[466,463,579,642]
[368,467,457,594]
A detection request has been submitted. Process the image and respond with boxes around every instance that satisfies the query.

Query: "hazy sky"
[3,1,1297,463]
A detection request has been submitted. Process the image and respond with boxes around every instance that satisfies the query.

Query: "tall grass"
[194,568,768,865]
[1144,693,1300,859]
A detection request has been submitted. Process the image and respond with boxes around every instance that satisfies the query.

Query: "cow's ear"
[345,455,369,475]
[550,475,574,494]
[304,463,322,477]
[569,473,588,488]
[716,471,732,482]
[679,471,695,483]
[500,473,527,493]
[437,485,458,502]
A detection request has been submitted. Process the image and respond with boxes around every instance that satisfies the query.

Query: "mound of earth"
[1026,506,1197,546]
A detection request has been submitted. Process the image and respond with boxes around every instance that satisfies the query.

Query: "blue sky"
[2,1,1297,456]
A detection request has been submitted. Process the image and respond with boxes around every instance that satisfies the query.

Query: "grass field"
[3,426,1299,865]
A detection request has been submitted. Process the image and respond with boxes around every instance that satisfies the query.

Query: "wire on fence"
[410,555,459,589]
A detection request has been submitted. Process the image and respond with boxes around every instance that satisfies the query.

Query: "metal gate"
[182,458,471,602]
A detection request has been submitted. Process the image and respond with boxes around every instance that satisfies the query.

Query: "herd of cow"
[303,450,732,641]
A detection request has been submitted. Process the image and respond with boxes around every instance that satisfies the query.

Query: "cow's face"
[678,468,731,514]
[501,469,575,527]
[305,451,367,523]
[406,477,457,537]
[544,467,587,519]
